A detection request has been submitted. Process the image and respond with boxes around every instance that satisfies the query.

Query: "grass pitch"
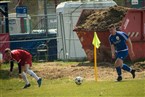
[0,62,145,97]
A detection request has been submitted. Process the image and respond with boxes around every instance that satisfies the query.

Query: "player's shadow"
[0,69,10,79]
[0,68,18,80]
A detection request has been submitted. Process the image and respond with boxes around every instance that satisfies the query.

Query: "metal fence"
[8,35,57,62]
[31,14,57,31]
[0,13,58,62]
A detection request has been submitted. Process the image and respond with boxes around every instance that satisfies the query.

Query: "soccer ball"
[74,76,83,85]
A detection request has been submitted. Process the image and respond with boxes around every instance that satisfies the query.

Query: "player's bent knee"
[26,69,33,76]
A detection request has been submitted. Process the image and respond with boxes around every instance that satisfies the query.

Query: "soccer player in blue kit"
[108,24,136,81]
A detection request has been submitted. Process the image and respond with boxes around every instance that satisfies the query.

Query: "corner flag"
[92,32,101,81]
[92,32,101,48]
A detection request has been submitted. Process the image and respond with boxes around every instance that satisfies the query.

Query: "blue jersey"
[109,31,128,52]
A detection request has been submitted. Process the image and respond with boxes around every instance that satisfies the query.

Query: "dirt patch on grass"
[33,62,145,81]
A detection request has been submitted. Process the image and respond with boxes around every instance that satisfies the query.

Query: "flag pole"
[92,32,100,82]
[94,46,98,81]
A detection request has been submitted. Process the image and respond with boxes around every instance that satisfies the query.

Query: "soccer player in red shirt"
[3,48,42,89]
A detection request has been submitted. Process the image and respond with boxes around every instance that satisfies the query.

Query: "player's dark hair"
[4,48,11,53]
[108,24,115,29]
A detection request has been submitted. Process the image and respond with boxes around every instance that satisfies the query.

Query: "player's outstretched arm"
[126,38,135,58]
[9,61,14,76]
[111,44,116,59]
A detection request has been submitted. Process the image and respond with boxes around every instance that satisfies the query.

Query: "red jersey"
[11,49,32,66]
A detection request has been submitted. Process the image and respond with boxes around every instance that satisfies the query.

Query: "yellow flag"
[92,32,101,48]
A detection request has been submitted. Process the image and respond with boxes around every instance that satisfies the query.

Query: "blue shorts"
[115,50,128,60]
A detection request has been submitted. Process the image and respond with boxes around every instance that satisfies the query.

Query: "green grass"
[1,77,145,97]
[0,63,145,97]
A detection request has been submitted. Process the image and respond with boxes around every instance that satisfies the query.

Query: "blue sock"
[122,64,131,72]
[116,66,122,76]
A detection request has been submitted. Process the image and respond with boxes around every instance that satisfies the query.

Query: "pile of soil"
[75,5,130,32]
